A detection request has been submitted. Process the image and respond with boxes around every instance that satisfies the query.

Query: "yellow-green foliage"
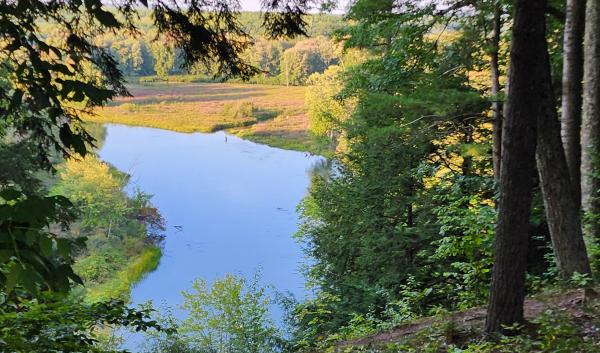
[74,252,127,284]
[52,156,163,303]
[280,36,340,86]
[221,100,255,119]
[146,273,280,352]
[85,246,161,303]
[306,65,352,138]
[52,156,129,232]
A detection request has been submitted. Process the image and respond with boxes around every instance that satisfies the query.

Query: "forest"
[2,0,600,352]
[39,10,344,85]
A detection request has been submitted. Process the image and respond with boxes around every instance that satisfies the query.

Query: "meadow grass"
[86,82,327,153]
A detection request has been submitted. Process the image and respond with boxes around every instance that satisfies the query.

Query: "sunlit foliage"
[143,274,280,353]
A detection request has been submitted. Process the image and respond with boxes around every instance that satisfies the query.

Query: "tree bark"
[485,0,545,334]
[582,0,600,240]
[536,44,592,280]
[491,3,503,184]
[561,0,585,205]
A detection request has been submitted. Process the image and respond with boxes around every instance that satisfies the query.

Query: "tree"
[144,274,280,353]
[305,65,348,140]
[536,47,592,279]
[490,1,504,184]
[0,0,318,294]
[582,0,600,242]
[280,37,339,85]
[151,40,177,78]
[561,0,586,204]
[52,156,129,238]
[294,2,495,342]
[0,296,165,353]
[528,0,593,280]
[485,0,545,334]
[112,39,145,76]
[243,38,289,77]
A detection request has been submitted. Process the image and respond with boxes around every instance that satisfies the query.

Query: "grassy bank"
[52,155,166,304]
[85,82,329,155]
[84,246,162,303]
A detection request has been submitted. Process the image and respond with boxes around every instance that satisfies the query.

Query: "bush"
[0,295,164,353]
[143,273,281,353]
[74,250,126,284]
[221,100,256,119]
[119,103,140,112]
[75,253,115,283]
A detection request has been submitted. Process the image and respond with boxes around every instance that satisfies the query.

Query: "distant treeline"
[40,11,345,85]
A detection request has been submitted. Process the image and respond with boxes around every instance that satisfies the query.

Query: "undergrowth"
[324,296,600,353]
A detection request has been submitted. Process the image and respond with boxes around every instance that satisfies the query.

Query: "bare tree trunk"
[582,0,600,241]
[536,46,592,279]
[107,219,112,238]
[485,0,544,334]
[491,3,503,184]
[561,0,586,205]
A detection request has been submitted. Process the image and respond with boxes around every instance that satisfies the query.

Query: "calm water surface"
[98,124,322,345]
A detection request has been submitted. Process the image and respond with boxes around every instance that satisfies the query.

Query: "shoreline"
[84,82,333,157]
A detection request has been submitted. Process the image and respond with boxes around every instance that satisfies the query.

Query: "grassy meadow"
[87,82,330,155]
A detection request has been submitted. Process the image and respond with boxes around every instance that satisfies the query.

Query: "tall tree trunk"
[485,0,545,334]
[536,44,592,280]
[582,0,600,241]
[491,3,503,184]
[561,0,586,205]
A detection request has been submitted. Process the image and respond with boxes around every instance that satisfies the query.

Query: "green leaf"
[39,236,53,257]
[0,188,21,202]
[56,238,71,258]
[5,263,22,292]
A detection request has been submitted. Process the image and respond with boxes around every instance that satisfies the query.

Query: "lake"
[98,124,322,347]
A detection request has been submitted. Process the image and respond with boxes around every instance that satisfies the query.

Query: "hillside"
[330,289,600,352]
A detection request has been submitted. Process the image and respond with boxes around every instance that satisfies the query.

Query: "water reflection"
[98,124,323,342]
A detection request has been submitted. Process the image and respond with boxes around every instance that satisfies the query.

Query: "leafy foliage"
[0,189,83,295]
[0,0,334,294]
[0,1,341,351]
[52,156,128,236]
[0,295,166,353]
[305,65,349,139]
[143,274,281,353]
[289,0,547,347]
[37,9,344,82]
[48,155,165,301]
[280,36,340,85]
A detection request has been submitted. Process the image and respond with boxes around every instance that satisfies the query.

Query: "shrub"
[143,273,280,353]
[74,250,125,284]
[119,103,140,112]
[221,100,255,119]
